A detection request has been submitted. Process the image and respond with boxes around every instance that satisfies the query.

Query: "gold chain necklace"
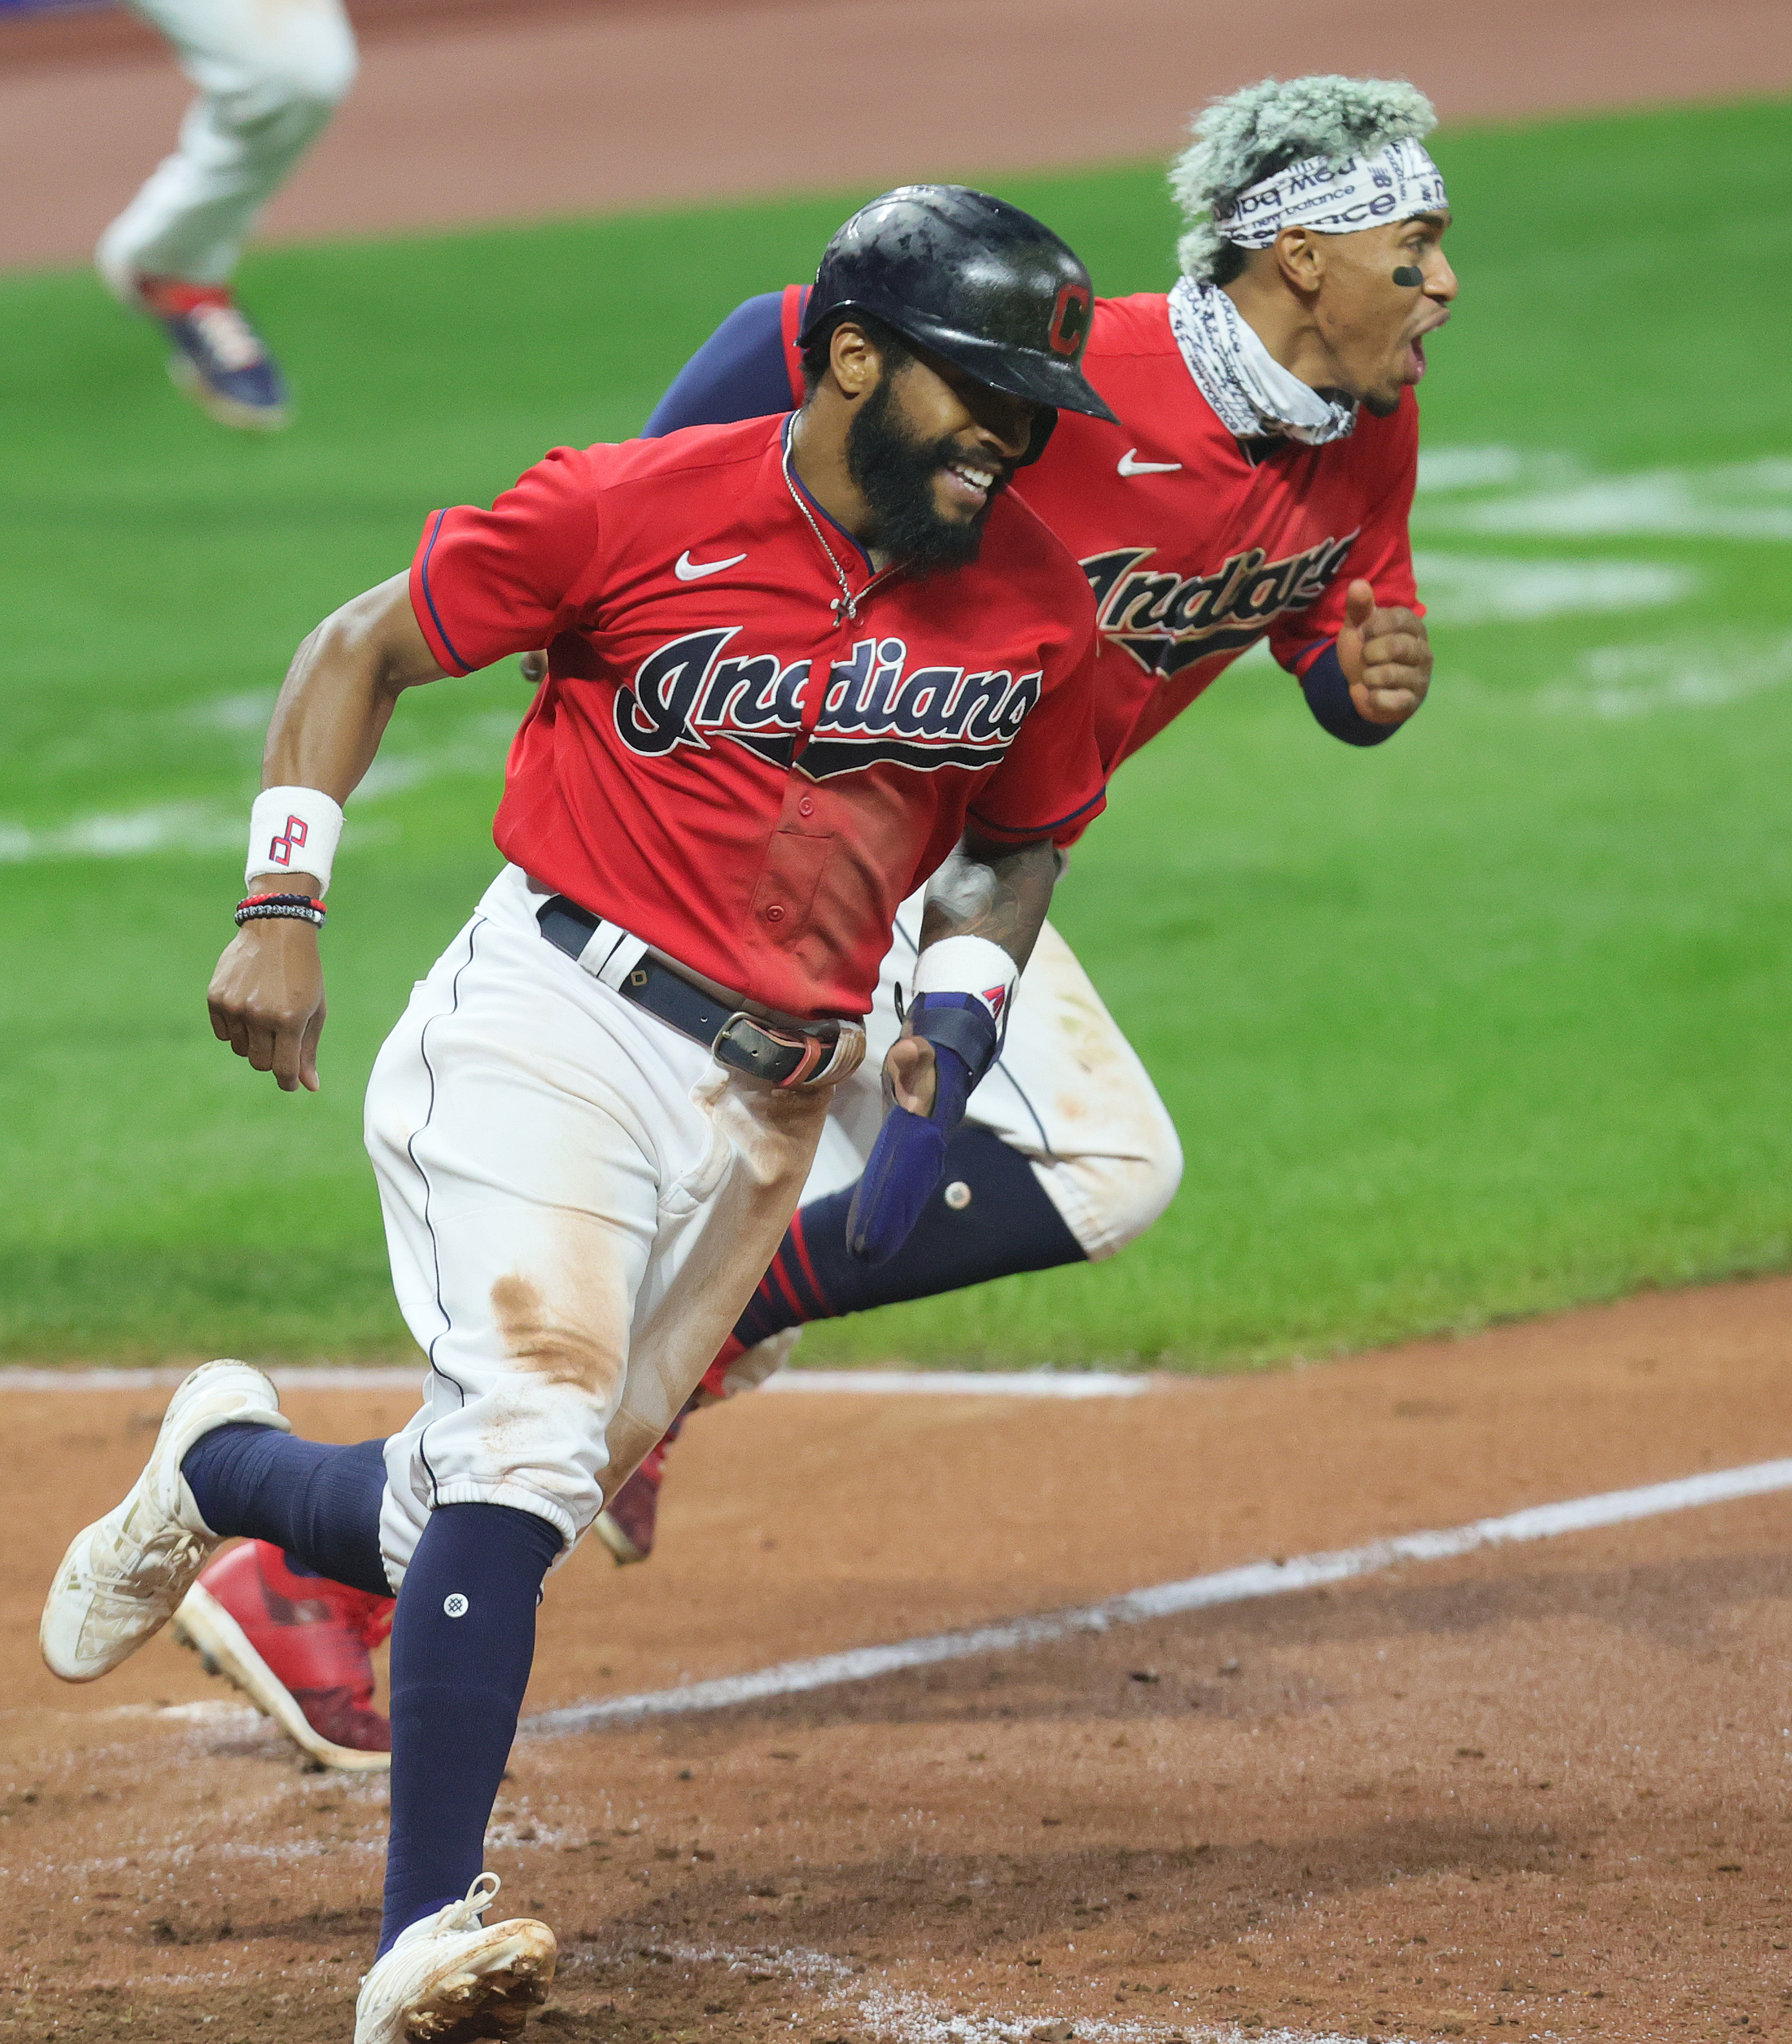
[781,434,897,625]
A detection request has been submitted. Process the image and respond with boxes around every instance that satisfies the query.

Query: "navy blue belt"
[536,894,846,1088]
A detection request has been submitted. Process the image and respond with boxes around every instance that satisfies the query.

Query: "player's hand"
[882,1032,938,1116]
[207,917,328,1093]
[1336,578,1431,726]
[519,650,548,685]
[850,1032,949,1264]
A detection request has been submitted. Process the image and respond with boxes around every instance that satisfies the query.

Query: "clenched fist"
[208,912,327,1093]
[1336,577,1431,726]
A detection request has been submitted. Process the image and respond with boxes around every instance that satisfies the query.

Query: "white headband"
[1213,137,1448,248]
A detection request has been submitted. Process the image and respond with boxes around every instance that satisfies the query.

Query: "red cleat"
[699,1333,748,1403]
[590,1330,799,1565]
[592,1415,684,1566]
[172,1541,393,1772]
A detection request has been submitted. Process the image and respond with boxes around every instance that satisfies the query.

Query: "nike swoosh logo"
[1117,450,1182,476]
[674,549,748,581]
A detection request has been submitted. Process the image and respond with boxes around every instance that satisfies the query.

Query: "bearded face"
[845,361,1020,575]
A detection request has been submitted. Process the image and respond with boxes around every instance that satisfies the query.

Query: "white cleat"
[39,1359,289,1683]
[355,1874,556,2044]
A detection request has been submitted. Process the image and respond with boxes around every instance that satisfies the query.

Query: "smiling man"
[171,80,1462,1775]
[41,187,1115,2041]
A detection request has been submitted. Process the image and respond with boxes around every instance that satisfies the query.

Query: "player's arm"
[641,290,795,437]
[206,574,446,1093]
[1284,582,1431,746]
[882,830,1058,1117]
[846,830,1059,1265]
[1279,588,1430,746]
[846,591,1104,1263]
[1278,397,1430,740]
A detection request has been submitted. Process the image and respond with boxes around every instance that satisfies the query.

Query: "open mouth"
[939,457,1000,513]
[1406,309,1449,384]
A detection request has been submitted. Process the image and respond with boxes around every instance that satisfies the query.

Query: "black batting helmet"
[800,185,1117,463]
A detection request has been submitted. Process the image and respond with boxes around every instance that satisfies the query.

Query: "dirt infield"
[5,1273,1791,2043]
[4,0,1791,272]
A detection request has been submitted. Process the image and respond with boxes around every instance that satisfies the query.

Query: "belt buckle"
[713,1012,829,1088]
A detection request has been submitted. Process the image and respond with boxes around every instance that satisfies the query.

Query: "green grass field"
[2,98,1789,1367]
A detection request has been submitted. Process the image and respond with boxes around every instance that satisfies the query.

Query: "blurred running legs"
[96,0,358,427]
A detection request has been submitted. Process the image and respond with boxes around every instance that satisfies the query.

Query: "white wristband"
[911,934,1019,1022]
[247,786,344,894]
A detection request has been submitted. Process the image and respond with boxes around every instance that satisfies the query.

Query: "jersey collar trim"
[780,414,876,574]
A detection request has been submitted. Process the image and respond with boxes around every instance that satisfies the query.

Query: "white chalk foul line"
[0,1366,1148,1398]
[762,1369,1150,1398]
[0,1367,426,1392]
[570,1934,1399,2044]
[526,1456,1792,1738]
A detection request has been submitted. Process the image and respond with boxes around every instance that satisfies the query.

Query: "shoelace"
[431,1872,502,1938]
[86,1534,204,1590]
[354,1596,396,1650]
[363,1872,504,1987]
[186,303,268,374]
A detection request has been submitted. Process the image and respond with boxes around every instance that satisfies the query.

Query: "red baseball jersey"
[408,416,1104,1020]
[777,286,1421,770]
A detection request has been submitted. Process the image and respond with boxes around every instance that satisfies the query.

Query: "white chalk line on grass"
[0,1366,1150,1398]
[527,1457,1792,1738]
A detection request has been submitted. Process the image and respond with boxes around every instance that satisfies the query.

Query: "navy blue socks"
[181,1428,561,1955]
[181,1427,391,1598]
[733,1125,1086,1347]
[379,1502,562,1954]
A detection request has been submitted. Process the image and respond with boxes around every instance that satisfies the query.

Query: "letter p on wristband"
[248,787,344,894]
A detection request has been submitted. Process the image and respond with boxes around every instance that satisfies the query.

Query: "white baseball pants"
[98,0,357,288]
[694,887,1177,1398]
[708,893,1183,1400]
[364,865,833,1584]
[806,892,1184,1257]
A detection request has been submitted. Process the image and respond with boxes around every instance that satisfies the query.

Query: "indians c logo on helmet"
[1046,282,1092,357]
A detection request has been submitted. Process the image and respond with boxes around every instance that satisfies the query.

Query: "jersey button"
[764,904,786,923]
[798,796,815,818]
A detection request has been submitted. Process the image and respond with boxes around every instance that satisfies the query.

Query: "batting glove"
[846,994,999,1265]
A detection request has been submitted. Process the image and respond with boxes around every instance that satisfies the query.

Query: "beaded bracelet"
[235,892,326,929]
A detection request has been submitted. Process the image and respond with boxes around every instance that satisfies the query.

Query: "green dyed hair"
[1170,75,1438,283]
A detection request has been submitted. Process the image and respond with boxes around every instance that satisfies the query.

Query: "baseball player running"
[98,0,358,428]
[41,187,1113,2042]
[170,72,1454,1774]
